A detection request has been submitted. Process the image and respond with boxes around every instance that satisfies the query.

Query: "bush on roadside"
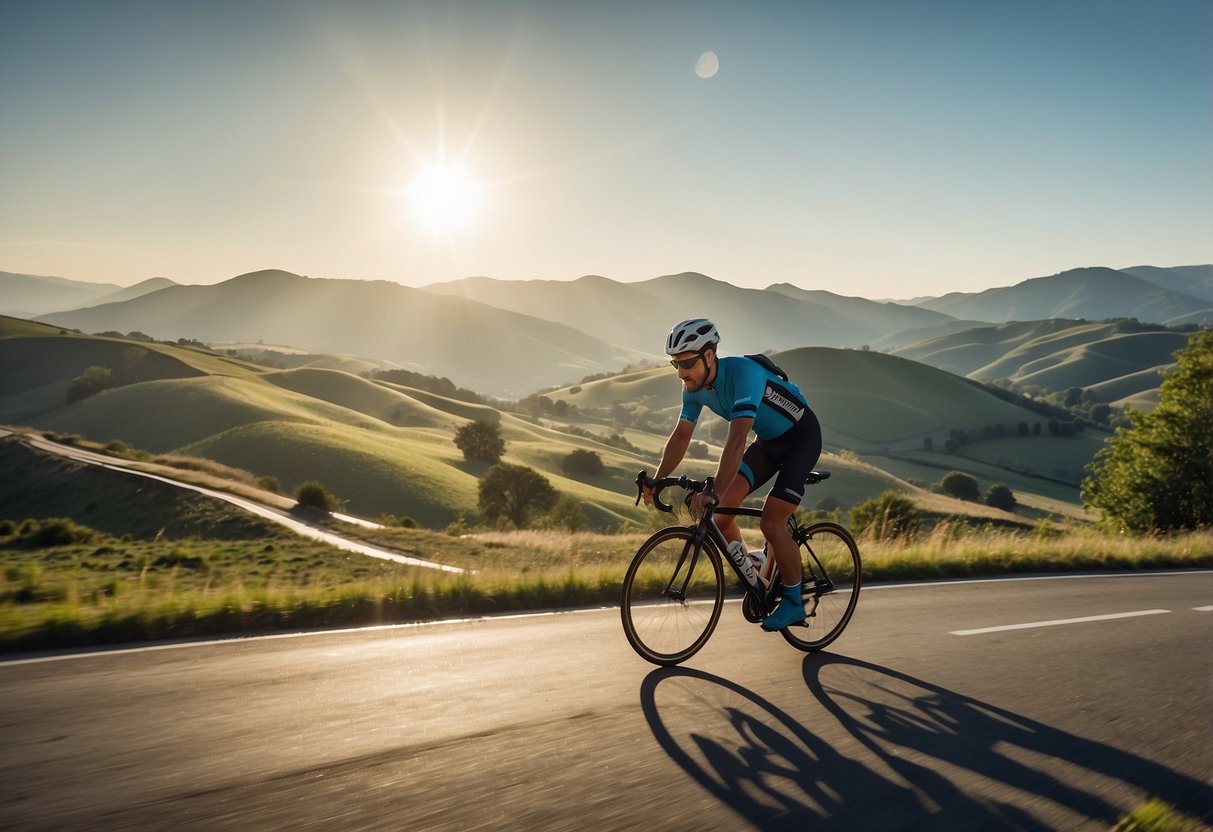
[294,481,337,513]
[850,492,920,541]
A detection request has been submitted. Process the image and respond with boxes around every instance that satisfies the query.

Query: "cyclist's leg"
[758,414,823,631]
[713,463,759,549]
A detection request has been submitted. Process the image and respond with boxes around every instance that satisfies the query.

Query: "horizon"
[2,1,1210,297]
[5,261,1212,304]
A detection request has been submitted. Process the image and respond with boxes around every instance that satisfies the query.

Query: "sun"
[405,162,485,237]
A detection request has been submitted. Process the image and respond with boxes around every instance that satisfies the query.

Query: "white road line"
[1194,605,1213,612]
[951,609,1171,636]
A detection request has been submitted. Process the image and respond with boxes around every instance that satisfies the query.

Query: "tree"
[561,448,603,476]
[939,470,981,502]
[454,420,505,463]
[1082,329,1213,532]
[479,463,558,528]
[544,494,588,532]
[850,491,920,540]
[986,484,1017,512]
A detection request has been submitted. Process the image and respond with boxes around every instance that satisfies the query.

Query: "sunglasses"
[670,350,707,370]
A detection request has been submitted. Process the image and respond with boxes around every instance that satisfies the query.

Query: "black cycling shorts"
[738,407,822,506]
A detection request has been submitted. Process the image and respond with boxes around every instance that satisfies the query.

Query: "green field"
[1,317,1124,531]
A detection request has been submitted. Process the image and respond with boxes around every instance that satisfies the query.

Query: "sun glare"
[405,162,485,236]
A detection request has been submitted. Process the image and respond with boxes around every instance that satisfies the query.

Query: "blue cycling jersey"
[679,355,809,440]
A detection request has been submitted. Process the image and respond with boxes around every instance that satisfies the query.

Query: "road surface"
[2,572,1211,830]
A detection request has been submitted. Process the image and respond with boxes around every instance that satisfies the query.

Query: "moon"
[695,51,719,79]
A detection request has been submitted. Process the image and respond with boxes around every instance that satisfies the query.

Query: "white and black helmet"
[665,318,720,355]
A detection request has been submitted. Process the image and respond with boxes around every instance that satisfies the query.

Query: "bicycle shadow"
[802,654,1212,828]
[640,656,1212,829]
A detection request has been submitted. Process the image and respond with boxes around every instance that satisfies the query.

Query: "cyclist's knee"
[759,501,796,539]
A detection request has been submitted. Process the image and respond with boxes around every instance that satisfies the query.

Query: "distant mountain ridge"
[422,271,958,353]
[35,270,648,397]
[14,262,1211,397]
[0,271,123,318]
[911,267,1210,324]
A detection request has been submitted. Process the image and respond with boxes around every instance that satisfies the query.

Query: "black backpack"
[745,353,789,381]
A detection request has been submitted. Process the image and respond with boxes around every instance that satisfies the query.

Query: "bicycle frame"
[655,501,839,613]
[625,470,862,665]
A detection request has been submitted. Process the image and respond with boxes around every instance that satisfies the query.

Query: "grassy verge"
[1113,799,1207,832]
[2,521,1210,653]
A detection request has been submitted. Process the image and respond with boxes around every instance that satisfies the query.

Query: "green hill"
[891,319,1188,404]
[2,319,1112,527]
[1,323,655,529]
[548,346,1107,506]
[0,436,274,539]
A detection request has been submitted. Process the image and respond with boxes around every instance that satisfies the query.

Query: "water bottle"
[748,545,767,583]
[726,540,758,584]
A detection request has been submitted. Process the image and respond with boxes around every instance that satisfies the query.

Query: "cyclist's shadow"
[640,655,1212,829]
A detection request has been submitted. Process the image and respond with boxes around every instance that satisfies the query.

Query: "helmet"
[665,318,720,355]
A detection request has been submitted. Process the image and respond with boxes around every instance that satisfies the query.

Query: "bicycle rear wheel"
[781,521,861,652]
[620,526,725,666]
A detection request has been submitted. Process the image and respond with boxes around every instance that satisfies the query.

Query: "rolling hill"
[0,319,657,528]
[891,320,1191,405]
[35,270,651,397]
[1,318,1101,527]
[911,267,1210,324]
[547,345,1109,507]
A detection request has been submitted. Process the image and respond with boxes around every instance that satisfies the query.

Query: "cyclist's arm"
[643,419,695,505]
[712,416,753,499]
[656,419,695,480]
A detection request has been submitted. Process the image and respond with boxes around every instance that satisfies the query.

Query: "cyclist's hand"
[689,490,717,517]
[640,483,655,506]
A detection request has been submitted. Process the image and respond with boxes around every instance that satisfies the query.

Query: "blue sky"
[1,0,1209,297]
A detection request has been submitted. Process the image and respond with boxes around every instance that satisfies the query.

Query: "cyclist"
[641,318,823,631]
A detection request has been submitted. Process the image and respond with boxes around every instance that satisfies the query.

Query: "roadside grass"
[2,520,1209,653]
[1113,798,1206,832]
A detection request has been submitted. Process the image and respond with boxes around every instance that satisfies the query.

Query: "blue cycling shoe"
[761,584,807,631]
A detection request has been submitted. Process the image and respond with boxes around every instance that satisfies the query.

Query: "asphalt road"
[2,572,1211,831]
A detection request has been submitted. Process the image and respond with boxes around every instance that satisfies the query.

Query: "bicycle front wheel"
[781,521,861,652]
[620,526,725,666]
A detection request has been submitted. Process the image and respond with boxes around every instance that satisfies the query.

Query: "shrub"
[940,471,981,502]
[561,449,603,476]
[3,518,99,548]
[986,484,1017,512]
[454,420,506,463]
[294,481,335,513]
[850,492,920,540]
[66,366,115,403]
[256,476,281,494]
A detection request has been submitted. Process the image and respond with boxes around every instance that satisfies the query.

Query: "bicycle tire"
[620,526,725,666]
[780,521,861,652]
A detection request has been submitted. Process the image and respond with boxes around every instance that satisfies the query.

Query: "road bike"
[621,471,862,666]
